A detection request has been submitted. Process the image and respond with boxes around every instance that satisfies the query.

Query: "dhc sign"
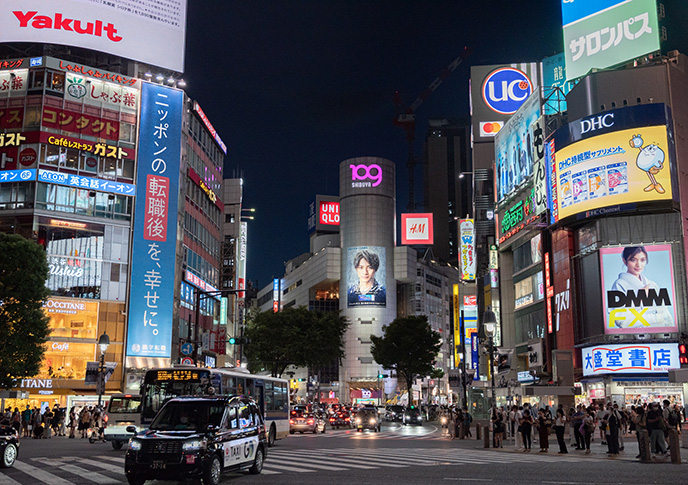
[481,67,533,115]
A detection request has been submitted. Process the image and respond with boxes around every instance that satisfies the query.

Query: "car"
[354,408,381,432]
[124,395,267,485]
[402,406,423,425]
[104,393,141,450]
[0,425,19,468]
[290,413,326,434]
[328,411,352,429]
[290,405,309,418]
[385,405,404,422]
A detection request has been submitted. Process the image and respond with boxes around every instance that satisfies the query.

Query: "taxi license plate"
[151,460,167,469]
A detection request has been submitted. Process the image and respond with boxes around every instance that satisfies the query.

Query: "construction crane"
[394,46,471,211]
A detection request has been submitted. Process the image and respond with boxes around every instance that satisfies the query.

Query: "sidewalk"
[442,429,686,464]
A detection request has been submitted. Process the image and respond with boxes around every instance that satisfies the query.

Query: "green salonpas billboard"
[562,0,660,81]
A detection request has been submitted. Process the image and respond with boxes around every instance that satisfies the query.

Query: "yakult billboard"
[0,1,187,72]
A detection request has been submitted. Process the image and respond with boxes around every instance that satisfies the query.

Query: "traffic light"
[377,373,388,378]
[228,337,250,345]
[679,342,688,366]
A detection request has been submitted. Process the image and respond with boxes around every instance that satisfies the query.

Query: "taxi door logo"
[481,67,532,115]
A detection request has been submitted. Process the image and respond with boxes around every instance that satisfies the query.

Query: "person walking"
[554,408,568,454]
[536,408,550,452]
[462,407,473,438]
[632,406,647,459]
[68,407,77,439]
[11,408,21,435]
[520,409,534,452]
[492,408,504,448]
[21,405,32,438]
[79,407,91,438]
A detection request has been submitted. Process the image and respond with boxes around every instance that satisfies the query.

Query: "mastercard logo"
[479,121,504,137]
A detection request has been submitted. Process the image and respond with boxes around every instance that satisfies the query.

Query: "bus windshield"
[140,369,211,423]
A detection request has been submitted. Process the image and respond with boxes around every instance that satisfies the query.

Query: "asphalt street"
[0,422,684,484]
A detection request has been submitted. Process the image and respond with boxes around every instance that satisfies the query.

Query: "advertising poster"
[600,244,677,334]
[126,83,183,359]
[582,343,679,376]
[401,213,433,245]
[542,53,573,115]
[460,219,476,281]
[549,104,674,223]
[347,246,386,308]
[562,0,660,81]
[495,91,541,204]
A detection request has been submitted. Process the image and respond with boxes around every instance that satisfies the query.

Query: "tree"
[244,307,349,377]
[370,315,441,403]
[0,234,51,389]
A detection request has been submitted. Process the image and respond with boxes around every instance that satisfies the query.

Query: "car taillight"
[345,417,350,421]
[307,419,314,424]
[289,419,294,424]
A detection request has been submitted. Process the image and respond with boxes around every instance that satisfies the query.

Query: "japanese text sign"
[562,0,660,82]
[582,343,679,376]
[401,213,433,245]
[0,169,35,183]
[460,219,476,281]
[42,107,119,141]
[126,82,183,359]
[600,244,678,334]
[38,169,135,196]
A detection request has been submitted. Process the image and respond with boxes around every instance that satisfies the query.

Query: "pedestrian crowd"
[485,399,684,459]
[0,403,108,440]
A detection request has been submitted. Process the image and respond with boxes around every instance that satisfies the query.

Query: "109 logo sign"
[351,164,382,188]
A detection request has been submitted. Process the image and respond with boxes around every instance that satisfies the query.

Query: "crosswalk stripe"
[93,455,125,464]
[265,456,347,471]
[270,451,409,468]
[0,472,22,485]
[262,462,316,473]
[12,461,74,485]
[78,458,125,474]
[32,460,120,484]
[279,451,376,469]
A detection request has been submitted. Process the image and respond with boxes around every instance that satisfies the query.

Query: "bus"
[139,366,289,446]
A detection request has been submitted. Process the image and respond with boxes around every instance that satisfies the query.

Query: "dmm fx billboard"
[562,0,660,82]
[548,103,675,224]
[600,244,677,334]
[0,1,187,72]
[126,83,183,359]
[582,343,679,376]
[459,219,476,281]
[495,91,542,205]
[470,63,539,143]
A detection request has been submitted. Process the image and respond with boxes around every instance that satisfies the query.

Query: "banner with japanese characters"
[126,82,183,359]
[600,244,678,334]
[582,343,679,376]
[460,219,476,281]
[562,0,660,81]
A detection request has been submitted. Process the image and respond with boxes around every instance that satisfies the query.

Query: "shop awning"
[524,386,581,396]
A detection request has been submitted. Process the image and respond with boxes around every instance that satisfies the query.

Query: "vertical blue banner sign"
[126,82,183,358]
[471,334,480,381]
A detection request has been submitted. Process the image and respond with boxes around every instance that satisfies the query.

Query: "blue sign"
[126,83,183,359]
[471,334,480,381]
[542,53,574,116]
[37,169,136,196]
[481,67,533,115]
[180,342,193,356]
[561,0,625,26]
[582,343,680,376]
[30,57,42,67]
[0,169,35,183]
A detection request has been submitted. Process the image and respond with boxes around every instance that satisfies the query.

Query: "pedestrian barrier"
[668,428,681,464]
[639,429,651,462]
[483,425,490,448]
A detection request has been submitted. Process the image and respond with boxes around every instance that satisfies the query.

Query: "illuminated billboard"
[460,219,476,281]
[470,63,539,144]
[495,91,541,204]
[582,343,679,376]
[600,244,677,335]
[562,0,660,81]
[401,213,433,245]
[307,195,340,234]
[0,1,187,72]
[347,246,386,308]
[542,53,574,116]
[548,104,674,224]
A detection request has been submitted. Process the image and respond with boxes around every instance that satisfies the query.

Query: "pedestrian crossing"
[0,447,598,483]
[289,427,448,440]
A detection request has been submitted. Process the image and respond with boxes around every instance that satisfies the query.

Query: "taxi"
[124,395,267,485]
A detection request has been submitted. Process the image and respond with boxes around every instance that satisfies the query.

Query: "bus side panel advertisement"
[600,244,678,335]
[126,83,183,359]
[347,246,386,308]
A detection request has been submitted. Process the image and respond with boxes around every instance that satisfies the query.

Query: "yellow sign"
[452,284,461,368]
[552,125,672,222]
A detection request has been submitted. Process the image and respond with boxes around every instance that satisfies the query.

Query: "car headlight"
[183,439,206,451]
[129,439,142,451]
[355,418,361,424]
[370,419,376,424]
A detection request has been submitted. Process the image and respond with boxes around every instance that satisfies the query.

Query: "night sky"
[182,1,686,289]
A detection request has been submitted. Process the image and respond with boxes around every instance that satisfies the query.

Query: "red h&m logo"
[144,175,169,241]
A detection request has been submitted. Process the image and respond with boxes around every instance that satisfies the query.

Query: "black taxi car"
[0,425,19,468]
[124,395,267,485]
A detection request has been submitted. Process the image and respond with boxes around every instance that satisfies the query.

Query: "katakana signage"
[126,82,183,359]
[582,343,679,376]
[42,107,119,141]
[38,169,135,196]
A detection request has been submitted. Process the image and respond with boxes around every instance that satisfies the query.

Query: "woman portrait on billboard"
[609,246,674,328]
[347,249,386,306]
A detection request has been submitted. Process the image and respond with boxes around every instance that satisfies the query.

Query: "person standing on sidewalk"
[582,408,596,454]
[536,408,550,452]
[606,403,621,456]
[571,405,585,449]
[554,408,568,454]
[520,409,534,452]
[646,402,667,456]
[462,407,473,438]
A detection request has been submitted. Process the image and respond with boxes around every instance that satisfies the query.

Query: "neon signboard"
[193,102,227,155]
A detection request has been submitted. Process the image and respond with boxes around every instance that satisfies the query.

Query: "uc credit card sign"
[126,83,183,359]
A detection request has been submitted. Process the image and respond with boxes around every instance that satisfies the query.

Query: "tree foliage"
[370,315,441,401]
[0,234,51,389]
[244,307,349,377]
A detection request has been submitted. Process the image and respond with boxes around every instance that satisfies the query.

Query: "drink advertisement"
[600,244,678,334]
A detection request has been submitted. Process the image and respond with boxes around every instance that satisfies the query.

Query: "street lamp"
[478,308,498,409]
[97,331,110,407]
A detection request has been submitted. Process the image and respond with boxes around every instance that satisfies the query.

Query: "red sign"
[143,175,169,242]
[19,148,36,166]
[319,201,340,225]
[42,107,119,141]
[0,107,23,130]
[545,252,552,334]
[401,213,434,245]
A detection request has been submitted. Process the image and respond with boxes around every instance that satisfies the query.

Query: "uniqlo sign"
[401,213,433,245]
[319,201,339,225]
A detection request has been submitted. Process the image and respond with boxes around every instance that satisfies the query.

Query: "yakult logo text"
[13,11,123,42]
[351,164,382,188]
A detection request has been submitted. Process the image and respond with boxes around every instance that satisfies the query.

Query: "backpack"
[668,410,681,427]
